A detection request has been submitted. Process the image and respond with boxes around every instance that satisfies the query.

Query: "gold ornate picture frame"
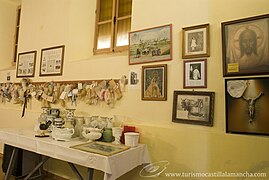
[142,64,167,101]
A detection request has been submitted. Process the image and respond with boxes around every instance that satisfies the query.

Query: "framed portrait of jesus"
[222,14,269,77]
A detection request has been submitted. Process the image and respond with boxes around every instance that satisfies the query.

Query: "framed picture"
[129,24,172,65]
[70,141,130,156]
[172,91,215,126]
[225,77,269,136]
[16,51,37,78]
[182,23,210,59]
[221,14,269,77]
[142,64,167,101]
[184,59,207,88]
[40,45,65,76]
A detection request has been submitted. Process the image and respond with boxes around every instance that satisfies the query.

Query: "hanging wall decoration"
[16,51,37,78]
[183,59,207,88]
[142,64,167,101]
[172,90,215,126]
[225,77,269,136]
[0,76,127,115]
[182,24,210,59]
[221,14,269,77]
[129,24,172,65]
[40,45,65,76]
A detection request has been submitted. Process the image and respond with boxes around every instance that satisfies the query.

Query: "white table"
[0,128,151,180]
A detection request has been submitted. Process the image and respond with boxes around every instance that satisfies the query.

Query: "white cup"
[124,132,139,147]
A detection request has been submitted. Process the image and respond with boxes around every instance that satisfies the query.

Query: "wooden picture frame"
[184,59,207,88]
[221,14,269,77]
[142,64,167,101]
[40,45,65,76]
[70,141,130,156]
[225,77,269,136]
[172,91,214,126]
[182,24,210,59]
[129,24,172,65]
[16,51,37,78]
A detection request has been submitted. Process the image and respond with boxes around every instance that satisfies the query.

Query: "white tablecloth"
[0,128,151,180]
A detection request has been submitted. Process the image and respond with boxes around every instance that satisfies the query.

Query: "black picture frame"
[225,77,269,136]
[221,14,269,77]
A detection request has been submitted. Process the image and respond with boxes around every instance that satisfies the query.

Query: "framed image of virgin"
[221,14,269,77]
[142,64,167,101]
[225,77,269,136]
[40,45,65,76]
[129,24,172,65]
[172,91,214,126]
[182,24,210,59]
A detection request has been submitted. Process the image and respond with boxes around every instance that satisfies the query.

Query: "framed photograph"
[16,51,37,78]
[40,45,65,76]
[172,91,215,126]
[129,24,172,65]
[182,23,210,59]
[142,64,167,101]
[70,141,130,156]
[225,77,269,136]
[221,14,269,77]
[184,59,207,88]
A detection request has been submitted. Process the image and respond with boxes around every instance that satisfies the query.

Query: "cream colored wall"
[0,0,18,70]
[1,0,269,179]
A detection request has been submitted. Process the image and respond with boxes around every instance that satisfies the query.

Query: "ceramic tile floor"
[0,156,59,180]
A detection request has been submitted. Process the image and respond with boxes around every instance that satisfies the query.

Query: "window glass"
[116,18,131,47]
[118,0,132,17]
[97,23,112,49]
[99,0,113,22]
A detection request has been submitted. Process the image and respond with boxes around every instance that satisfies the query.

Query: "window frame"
[93,0,132,54]
[13,6,21,64]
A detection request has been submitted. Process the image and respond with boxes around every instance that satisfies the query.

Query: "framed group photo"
[221,14,269,77]
[172,91,215,126]
[16,51,37,78]
[225,77,269,136]
[129,24,172,65]
[182,23,210,59]
[142,64,167,101]
[40,45,65,76]
[184,59,207,88]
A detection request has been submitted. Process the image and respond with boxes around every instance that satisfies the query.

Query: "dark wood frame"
[16,50,37,78]
[142,64,167,101]
[182,23,210,59]
[39,45,65,76]
[183,59,207,88]
[221,14,269,77]
[225,77,269,136]
[129,24,172,65]
[172,91,214,126]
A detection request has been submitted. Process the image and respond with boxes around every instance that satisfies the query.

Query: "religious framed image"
[225,77,269,136]
[129,24,172,65]
[172,91,214,126]
[142,64,167,101]
[16,51,37,78]
[221,14,269,77]
[182,23,210,59]
[39,45,65,76]
[183,59,207,88]
[70,141,129,156]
